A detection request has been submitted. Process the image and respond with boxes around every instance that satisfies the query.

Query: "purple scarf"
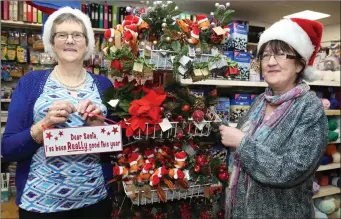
[225,82,310,218]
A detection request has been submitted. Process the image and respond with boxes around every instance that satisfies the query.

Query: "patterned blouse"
[19,73,108,213]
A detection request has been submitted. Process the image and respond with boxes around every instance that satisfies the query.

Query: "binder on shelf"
[27,3,32,22]
[94,3,99,28]
[12,1,18,21]
[112,4,118,27]
[9,1,13,21]
[99,4,103,28]
[118,7,126,24]
[23,1,27,22]
[37,10,42,24]
[3,0,9,20]
[33,7,38,23]
[18,1,23,21]
[108,5,112,28]
[104,3,108,29]
[85,3,89,18]
[89,3,95,27]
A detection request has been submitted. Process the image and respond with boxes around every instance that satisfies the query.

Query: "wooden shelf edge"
[316,162,340,172]
[1,20,106,33]
[313,185,340,199]
[329,139,341,144]
[1,99,11,103]
[325,110,341,116]
[179,78,340,88]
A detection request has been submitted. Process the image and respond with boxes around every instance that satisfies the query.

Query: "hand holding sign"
[77,100,105,126]
[43,101,77,128]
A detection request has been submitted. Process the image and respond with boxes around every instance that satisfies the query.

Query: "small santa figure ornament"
[128,153,140,173]
[149,174,161,186]
[145,157,156,169]
[174,151,187,169]
[139,163,154,181]
[257,18,324,82]
[131,145,139,153]
[196,14,209,30]
[113,166,129,179]
[188,25,200,45]
[104,28,116,42]
[143,148,155,159]
[169,168,185,180]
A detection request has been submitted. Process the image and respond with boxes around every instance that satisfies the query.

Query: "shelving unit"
[329,138,341,144]
[179,78,340,87]
[317,162,341,172]
[1,20,106,33]
[313,185,340,199]
[0,99,11,103]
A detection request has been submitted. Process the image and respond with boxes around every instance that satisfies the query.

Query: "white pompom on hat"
[257,18,324,82]
[42,6,95,60]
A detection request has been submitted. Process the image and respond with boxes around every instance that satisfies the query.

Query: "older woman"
[220,18,328,219]
[1,7,113,219]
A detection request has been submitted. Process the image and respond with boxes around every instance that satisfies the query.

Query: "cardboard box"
[234,51,251,80]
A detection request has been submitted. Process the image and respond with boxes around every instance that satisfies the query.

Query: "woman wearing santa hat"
[1,7,114,219]
[219,18,328,219]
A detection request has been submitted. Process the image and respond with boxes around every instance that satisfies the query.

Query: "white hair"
[42,7,95,60]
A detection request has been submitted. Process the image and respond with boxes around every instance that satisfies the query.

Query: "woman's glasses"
[54,32,85,42]
[259,53,296,62]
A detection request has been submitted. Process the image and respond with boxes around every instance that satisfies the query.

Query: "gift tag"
[133,62,144,73]
[213,26,226,35]
[211,47,219,55]
[178,65,188,75]
[193,69,203,76]
[114,31,122,49]
[108,99,120,108]
[193,120,206,131]
[159,118,173,132]
[110,45,117,54]
[188,45,196,57]
[144,41,152,58]
[170,56,175,64]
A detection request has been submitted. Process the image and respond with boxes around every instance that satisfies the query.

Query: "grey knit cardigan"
[228,91,329,219]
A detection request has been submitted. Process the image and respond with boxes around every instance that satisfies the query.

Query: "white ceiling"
[112,0,340,26]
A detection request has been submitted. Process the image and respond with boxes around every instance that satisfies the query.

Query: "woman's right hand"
[42,101,77,128]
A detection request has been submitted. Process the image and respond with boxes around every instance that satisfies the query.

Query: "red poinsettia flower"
[111,60,123,72]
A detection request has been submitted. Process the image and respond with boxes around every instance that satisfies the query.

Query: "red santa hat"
[123,147,132,155]
[131,145,139,153]
[155,166,168,178]
[149,174,160,186]
[124,24,138,32]
[122,15,134,27]
[145,158,155,168]
[196,14,208,25]
[191,25,200,40]
[144,148,155,158]
[128,153,140,166]
[169,168,185,180]
[113,166,128,178]
[141,163,153,174]
[104,28,115,42]
[257,18,323,82]
[175,151,187,162]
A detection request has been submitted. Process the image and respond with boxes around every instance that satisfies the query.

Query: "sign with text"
[43,125,122,157]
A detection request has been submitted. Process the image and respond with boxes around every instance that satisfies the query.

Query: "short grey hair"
[50,13,89,46]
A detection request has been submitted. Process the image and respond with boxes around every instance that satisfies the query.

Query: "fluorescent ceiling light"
[284,10,330,20]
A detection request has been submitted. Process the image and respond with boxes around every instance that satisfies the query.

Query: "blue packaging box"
[228,20,249,51]
[224,51,234,61]
[230,94,251,123]
[216,97,230,123]
[234,51,251,80]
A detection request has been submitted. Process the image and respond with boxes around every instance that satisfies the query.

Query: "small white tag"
[108,99,120,108]
[211,47,219,55]
[159,118,173,132]
[170,56,175,63]
[193,120,206,131]
[188,45,195,57]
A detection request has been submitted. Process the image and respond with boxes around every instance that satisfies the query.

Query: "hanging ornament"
[215,3,220,7]
[218,170,229,181]
[177,132,183,139]
[192,110,204,123]
[153,40,158,45]
[175,6,179,10]
[226,2,231,7]
[162,23,167,28]
[163,18,167,22]
[210,22,216,27]
[195,155,207,166]
[126,6,133,13]
[166,36,171,42]
[194,164,201,173]
[181,104,190,112]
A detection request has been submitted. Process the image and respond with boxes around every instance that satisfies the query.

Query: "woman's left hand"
[219,125,245,148]
[77,100,105,126]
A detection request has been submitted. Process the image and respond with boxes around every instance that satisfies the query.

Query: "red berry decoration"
[192,110,205,123]
[181,104,190,112]
[194,164,201,173]
[210,89,217,96]
[177,115,183,121]
[216,210,224,219]
[220,163,228,170]
[177,132,183,139]
[218,170,229,182]
[196,155,207,166]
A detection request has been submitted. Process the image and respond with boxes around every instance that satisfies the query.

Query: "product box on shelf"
[228,20,249,51]
[230,94,251,123]
[216,97,230,124]
[224,51,234,61]
[234,51,251,80]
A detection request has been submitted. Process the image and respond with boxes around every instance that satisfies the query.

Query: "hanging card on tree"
[43,125,123,157]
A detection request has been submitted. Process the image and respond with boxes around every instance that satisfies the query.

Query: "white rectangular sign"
[43,125,123,157]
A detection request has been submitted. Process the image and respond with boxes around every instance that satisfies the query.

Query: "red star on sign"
[101,128,106,134]
[112,127,118,134]
[58,131,64,137]
[55,137,58,141]
[46,132,53,140]
[107,131,111,136]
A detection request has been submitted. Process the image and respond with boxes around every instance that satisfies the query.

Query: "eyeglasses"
[259,53,296,62]
[53,32,85,42]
